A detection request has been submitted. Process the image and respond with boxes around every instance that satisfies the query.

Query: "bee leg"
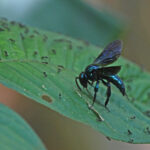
[86,88,90,94]
[90,81,99,108]
[101,80,111,107]
[75,77,82,91]
[86,88,93,99]
[88,81,94,88]
[85,81,92,96]
[125,93,130,101]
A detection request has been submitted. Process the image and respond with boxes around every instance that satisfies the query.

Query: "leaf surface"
[0,19,150,143]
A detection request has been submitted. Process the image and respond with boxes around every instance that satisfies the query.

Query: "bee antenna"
[75,77,82,91]
[125,93,130,101]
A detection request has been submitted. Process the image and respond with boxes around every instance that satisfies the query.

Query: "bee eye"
[81,74,84,78]
[80,72,85,79]
[84,74,87,78]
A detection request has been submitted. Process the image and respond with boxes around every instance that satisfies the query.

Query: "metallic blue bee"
[75,40,127,107]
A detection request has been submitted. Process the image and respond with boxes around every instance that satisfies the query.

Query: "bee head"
[79,72,88,88]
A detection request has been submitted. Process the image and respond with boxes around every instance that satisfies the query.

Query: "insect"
[75,40,128,108]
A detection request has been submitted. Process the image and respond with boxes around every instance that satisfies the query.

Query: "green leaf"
[0,19,150,144]
[0,103,46,150]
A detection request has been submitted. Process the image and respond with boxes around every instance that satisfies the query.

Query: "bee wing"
[93,40,123,66]
[98,66,121,76]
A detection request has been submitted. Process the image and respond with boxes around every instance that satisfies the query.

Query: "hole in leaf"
[4,51,8,57]
[20,33,24,40]
[144,127,150,134]
[41,56,48,59]
[30,35,34,38]
[128,138,134,143]
[51,49,56,54]
[129,115,136,120]
[43,34,48,42]
[33,30,40,35]
[33,51,38,56]
[57,65,65,73]
[106,136,111,141]
[43,72,47,77]
[9,38,15,43]
[57,65,64,69]
[144,110,150,117]
[18,23,26,28]
[127,129,132,135]
[42,95,53,103]
[42,62,48,64]
[59,93,62,99]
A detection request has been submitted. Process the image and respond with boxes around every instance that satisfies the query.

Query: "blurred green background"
[0,0,150,150]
